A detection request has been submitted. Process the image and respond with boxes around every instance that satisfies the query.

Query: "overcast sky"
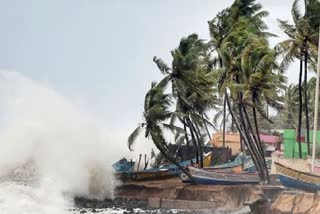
[0,0,303,153]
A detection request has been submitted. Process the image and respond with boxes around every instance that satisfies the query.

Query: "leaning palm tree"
[215,11,280,182]
[153,34,217,168]
[208,0,273,150]
[240,38,286,181]
[128,82,192,179]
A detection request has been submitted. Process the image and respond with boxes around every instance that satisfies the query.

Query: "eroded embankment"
[115,178,263,210]
[271,192,320,213]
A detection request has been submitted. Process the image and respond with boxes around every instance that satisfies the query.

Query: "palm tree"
[153,34,218,168]
[211,0,281,181]
[128,82,193,179]
[281,84,300,128]
[208,0,273,153]
[277,0,319,156]
[208,0,270,148]
[240,38,286,181]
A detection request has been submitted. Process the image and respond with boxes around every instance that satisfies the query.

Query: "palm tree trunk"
[235,81,265,179]
[235,76,245,153]
[183,118,193,164]
[225,92,265,181]
[237,102,245,152]
[193,117,202,135]
[298,57,303,158]
[137,154,142,171]
[202,113,212,140]
[304,49,310,155]
[144,154,148,170]
[240,104,266,181]
[187,120,199,165]
[252,104,270,183]
[188,118,204,168]
[176,87,199,165]
[223,91,227,147]
[231,118,235,132]
[150,133,194,181]
[219,56,223,68]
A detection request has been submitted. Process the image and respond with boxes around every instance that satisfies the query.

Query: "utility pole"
[311,26,320,173]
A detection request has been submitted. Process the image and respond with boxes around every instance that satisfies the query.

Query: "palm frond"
[153,56,171,75]
[128,125,143,151]
[292,0,302,25]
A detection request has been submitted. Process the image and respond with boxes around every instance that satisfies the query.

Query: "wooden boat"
[180,164,243,183]
[117,168,178,182]
[188,166,260,185]
[244,158,272,172]
[155,152,213,171]
[274,162,320,192]
[180,153,247,183]
[210,153,251,169]
[112,158,135,173]
[205,164,243,173]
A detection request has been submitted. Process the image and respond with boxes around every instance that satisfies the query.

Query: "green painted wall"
[284,129,320,158]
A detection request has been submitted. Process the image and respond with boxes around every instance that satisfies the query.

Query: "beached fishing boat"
[244,158,272,172]
[155,151,213,171]
[274,162,320,192]
[188,166,260,185]
[180,153,247,183]
[180,164,243,183]
[210,153,251,169]
[112,158,135,173]
[205,164,243,173]
[118,168,177,182]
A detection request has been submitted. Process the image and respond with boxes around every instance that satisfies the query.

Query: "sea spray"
[0,71,114,213]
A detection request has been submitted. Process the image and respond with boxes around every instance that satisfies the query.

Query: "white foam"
[0,71,114,213]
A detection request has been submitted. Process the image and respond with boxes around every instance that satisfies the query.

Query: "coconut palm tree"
[213,2,282,181]
[208,0,273,151]
[277,0,319,156]
[240,38,286,181]
[153,34,218,167]
[128,82,193,179]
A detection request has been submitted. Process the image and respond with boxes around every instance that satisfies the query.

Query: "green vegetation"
[128,0,320,183]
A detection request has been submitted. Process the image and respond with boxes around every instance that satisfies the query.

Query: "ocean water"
[0,71,115,214]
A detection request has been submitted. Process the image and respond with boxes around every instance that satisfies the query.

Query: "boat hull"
[278,174,320,192]
[188,166,260,185]
[205,164,243,174]
[117,169,178,182]
[244,159,272,173]
[275,162,320,192]
[180,165,243,183]
[192,175,260,185]
[112,158,135,173]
